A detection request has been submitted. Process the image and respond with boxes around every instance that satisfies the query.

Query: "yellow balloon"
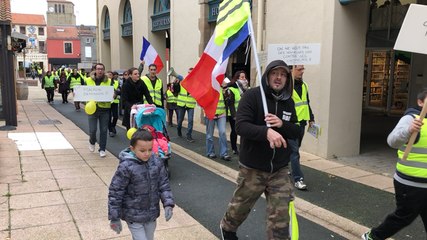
[85,101,96,115]
[127,128,138,140]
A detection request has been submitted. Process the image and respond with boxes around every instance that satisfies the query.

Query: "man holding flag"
[220,60,300,240]
[182,0,301,239]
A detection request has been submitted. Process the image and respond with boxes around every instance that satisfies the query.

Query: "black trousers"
[61,91,68,103]
[371,179,427,239]
[109,103,119,132]
[227,116,237,152]
[45,88,54,102]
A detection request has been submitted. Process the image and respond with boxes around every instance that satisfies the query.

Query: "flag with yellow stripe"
[214,0,251,45]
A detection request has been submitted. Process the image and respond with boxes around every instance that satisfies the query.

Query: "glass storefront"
[363,50,411,115]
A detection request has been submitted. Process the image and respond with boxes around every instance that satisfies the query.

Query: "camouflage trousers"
[221,165,294,240]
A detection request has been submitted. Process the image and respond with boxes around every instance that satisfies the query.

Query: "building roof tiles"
[0,0,12,22]
[12,13,46,26]
[47,26,79,39]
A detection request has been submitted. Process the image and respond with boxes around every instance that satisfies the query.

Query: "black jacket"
[236,60,300,173]
[121,79,154,128]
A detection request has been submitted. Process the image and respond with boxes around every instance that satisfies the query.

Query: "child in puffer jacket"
[108,129,174,239]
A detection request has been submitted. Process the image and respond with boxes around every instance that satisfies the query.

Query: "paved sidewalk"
[0,86,216,240]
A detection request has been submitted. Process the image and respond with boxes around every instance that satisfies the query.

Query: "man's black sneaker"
[221,155,231,161]
[186,136,195,143]
[208,154,217,159]
[177,130,182,137]
[220,225,238,240]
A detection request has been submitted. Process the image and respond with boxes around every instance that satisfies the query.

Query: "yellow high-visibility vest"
[43,75,55,88]
[397,115,427,180]
[292,82,310,122]
[141,76,162,106]
[176,84,196,108]
[227,87,241,116]
[215,91,225,115]
[112,80,120,104]
[166,90,177,104]
[69,76,82,89]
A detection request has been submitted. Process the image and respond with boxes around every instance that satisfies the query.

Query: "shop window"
[64,42,72,54]
[363,49,411,115]
[55,4,57,13]
[62,5,65,14]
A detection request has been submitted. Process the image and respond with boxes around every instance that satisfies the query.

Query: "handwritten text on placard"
[73,86,114,102]
[267,43,321,65]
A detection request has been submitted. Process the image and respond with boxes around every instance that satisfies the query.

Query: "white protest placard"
[394,4,427,54]
[73,85,114,102]
[267,43,321,65]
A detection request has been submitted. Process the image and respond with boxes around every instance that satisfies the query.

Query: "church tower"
[46,0,76,26]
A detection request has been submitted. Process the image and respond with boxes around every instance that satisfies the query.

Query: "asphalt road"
[51,101,425,239]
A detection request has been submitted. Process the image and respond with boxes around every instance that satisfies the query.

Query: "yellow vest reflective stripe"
[397,116,427,179]
[166,90,177,103]
[141,76,162,106]
[112,80,119,103]
[215,92,225,115]
[292,82,310,121]
[177,84,196,108]
[44,75,55,88]
[69,76,82,89]
[85,77,112,109]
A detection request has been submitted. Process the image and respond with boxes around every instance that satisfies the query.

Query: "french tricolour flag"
[182,22,249,119]
[140,37,164,74]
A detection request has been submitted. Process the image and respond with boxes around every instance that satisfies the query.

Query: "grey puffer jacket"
[108,148,174,223]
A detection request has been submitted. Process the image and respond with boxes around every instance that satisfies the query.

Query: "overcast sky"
[10,0,96,26]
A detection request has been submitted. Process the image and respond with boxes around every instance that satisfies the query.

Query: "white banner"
[268,43,321,65]
[73,85,114,102]
[394,4,427,55]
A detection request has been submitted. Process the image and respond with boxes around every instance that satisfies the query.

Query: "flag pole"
[247,17,269,120]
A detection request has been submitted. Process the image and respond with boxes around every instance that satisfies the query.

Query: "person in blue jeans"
[86,63,112,158]
[205,91,231,161]
[289,65,315,190]
[175,68,196,142]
